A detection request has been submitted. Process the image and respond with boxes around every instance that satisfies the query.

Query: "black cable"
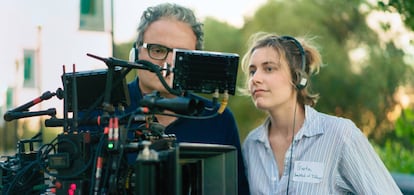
[101,155,111,193]
[122,103,220,135]
[124,108,146,133]
[286,103,298,194]
[89,133,106,195]
[78,67,132,124]
[36,142,57,170]
[5,160,39,194]
[149,109,219,120]
[3,136,58,194]
[107,147,126,193]
[135,59,181,96]
[43,138,95,179]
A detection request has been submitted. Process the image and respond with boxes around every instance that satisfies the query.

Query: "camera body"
[1,50,240,194]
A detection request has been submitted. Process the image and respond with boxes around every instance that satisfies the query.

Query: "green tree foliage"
[203,17,268,139]
[114,41,138,82]
[233,0,413,142]
[395,108,414,148]
[374,108,414,173]
[374,139,414,173]
[378,0,414,31]
[114,42,133,60]
[355,44,411,139]
[203,17,244,54]
[112,0,413,148]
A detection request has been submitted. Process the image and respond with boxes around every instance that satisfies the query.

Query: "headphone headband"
[280,35,307,90]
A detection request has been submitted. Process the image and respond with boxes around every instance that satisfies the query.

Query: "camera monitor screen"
[61,68,130,111]
[172,49,239,95]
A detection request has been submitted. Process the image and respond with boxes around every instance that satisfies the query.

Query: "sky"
[113,0,266,43]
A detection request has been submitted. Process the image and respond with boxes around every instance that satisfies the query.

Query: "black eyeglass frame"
[142,43,174,60]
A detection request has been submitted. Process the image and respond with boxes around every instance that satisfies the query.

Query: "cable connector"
[217,90,229,114]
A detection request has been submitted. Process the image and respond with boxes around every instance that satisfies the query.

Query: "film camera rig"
[1,49,240,195]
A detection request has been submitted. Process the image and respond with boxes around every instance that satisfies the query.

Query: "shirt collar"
[296,105,324,139]
[253,105,324,145]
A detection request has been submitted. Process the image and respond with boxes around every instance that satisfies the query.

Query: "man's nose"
[165,51,174,65]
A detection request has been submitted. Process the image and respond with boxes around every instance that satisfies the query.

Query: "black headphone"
[129,43,139,62]
[280,36,307,90]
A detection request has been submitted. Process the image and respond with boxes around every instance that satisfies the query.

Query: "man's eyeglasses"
[142,43,174,60]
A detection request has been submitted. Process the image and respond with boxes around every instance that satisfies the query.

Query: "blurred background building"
[0,0,112,153]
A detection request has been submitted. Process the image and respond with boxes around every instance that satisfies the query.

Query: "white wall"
[0,0,112,131]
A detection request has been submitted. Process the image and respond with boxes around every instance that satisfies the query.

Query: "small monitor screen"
[172,49,239,95]
[61,68,130,111]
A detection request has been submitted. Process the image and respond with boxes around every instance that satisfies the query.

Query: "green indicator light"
[108,143,114,149]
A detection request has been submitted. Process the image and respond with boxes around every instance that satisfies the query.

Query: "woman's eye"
[248,69,256,76]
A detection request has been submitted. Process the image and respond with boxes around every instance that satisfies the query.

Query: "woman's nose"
[251,71,262,84]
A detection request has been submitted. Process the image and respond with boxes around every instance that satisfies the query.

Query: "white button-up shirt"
[242,105,402,194]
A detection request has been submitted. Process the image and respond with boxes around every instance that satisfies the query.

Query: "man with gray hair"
[126,3,249,194]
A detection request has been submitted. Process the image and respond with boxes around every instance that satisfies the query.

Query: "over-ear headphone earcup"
[128,47,136,62]
[295,71,307,90]
[129,44,139,62]
[281,36,307,90]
